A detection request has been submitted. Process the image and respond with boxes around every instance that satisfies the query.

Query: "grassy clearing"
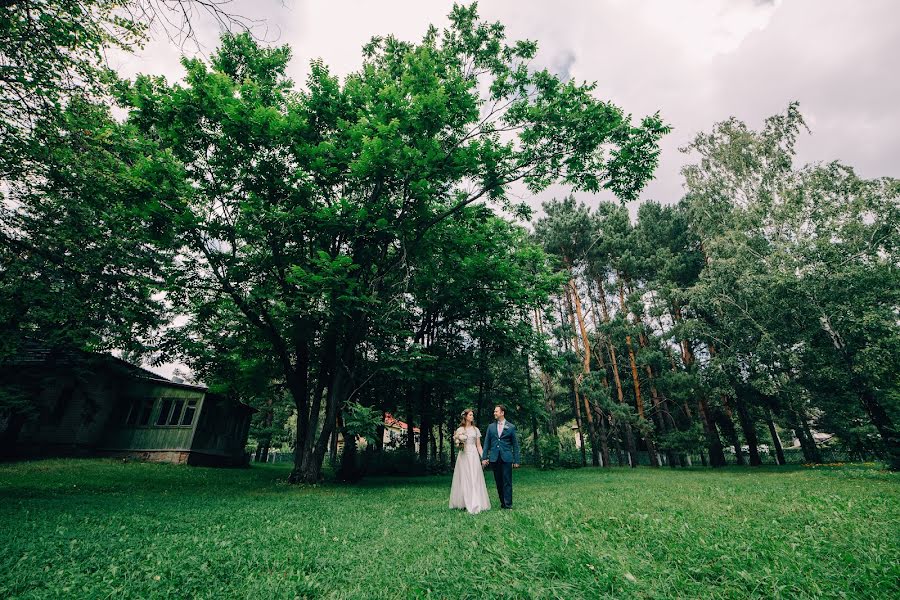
[0,459,897,599]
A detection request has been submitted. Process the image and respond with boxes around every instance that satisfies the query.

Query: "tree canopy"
[2,3,896,476]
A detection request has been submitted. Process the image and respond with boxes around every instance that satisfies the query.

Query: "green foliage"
[341,401,382,445]
[104,5,666,481]
[526,102,897,472]
[681,103,900,467]
[657,423,707,455]
[536,433,561,469]
[0,0,146,180]
[0,97,180,361]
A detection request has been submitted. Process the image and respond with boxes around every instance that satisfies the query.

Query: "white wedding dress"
[449,426,491,514]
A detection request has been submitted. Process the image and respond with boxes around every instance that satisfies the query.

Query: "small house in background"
[0,344,254,466]
[382,413,420,452]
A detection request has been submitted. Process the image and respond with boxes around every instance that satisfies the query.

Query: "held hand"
[482,460,489,467]
[513,464,520,468]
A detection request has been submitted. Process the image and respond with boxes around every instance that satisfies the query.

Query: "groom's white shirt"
[497,419,505,438]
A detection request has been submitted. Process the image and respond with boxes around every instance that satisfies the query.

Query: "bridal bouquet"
[454,430,468,451]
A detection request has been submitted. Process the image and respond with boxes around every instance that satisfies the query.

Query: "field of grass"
[0,460,897,599]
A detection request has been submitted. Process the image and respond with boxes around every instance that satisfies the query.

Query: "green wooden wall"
[103,381,205,451]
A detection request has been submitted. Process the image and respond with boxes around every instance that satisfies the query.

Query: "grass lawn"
[0,460,897,599]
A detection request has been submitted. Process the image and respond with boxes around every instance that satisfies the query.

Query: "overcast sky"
[113,0,899,378]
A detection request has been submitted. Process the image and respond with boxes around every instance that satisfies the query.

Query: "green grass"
[0,460,897,599]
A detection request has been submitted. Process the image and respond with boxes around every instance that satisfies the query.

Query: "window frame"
[124,395,201,429]
[166,399,186,426]
[135,398,155,427]
[155,398,175,426]
[180,399,198,426]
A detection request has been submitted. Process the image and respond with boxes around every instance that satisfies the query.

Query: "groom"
[481,404,520,509]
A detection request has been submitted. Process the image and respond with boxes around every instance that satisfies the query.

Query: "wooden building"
[381,413,420,452]
[0,344,254,466]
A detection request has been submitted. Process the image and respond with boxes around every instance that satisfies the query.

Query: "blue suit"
[482,420,520,508]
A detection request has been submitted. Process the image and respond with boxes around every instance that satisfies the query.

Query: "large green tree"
[119,3,667,482]
[681,104,900,469]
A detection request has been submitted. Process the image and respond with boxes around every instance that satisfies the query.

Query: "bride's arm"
[476,429,484,457]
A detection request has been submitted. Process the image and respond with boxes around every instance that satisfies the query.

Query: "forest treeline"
[1,2,897,478]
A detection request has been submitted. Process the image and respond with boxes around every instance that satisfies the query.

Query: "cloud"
[548,50,577,82]
[708,0,900,180]
[117,1,898,215]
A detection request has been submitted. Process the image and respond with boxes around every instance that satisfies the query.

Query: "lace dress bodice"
[457,426,480,449]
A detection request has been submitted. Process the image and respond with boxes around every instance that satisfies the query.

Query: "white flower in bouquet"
[454,430,468,451]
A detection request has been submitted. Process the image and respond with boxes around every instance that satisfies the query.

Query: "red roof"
[384,413,420,433]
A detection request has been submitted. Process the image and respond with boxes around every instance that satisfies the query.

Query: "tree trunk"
[638,332,671,467]
[562,288,587,464]
[337,432,359,482]
[682,336,724,468]
[858,387,900,470]
[374,419,385,454]
[565,277,600,467]
[611,428,625,466]
[597,280,637,466]
[289,325,329,484]
[618,279,658,467]
[718,399,745,466]
[790,408,821,463]
[587,281,613,469]
[329,414,342,466]
[418,385,430,463]
[254,397,274,463]
[308,365,347,481]
[699,397,727,467]
[593,404,610,468]
[535,308,558,436]
[522,348,540,466]
[765,407,786,465]
[296,314,361,484]
[449,422,456,465]
[405,383,416,455]
[476,341,486,424]
[573,386,587,466]
[438,417,445,464]
[429,426,437,461]
[734,390,762,466]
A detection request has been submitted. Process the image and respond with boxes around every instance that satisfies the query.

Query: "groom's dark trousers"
[491,458,513,508]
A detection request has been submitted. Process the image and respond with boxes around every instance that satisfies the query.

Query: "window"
[136,398,154,426]
[124,397,151,426]
[156,398,174,426]
[180,400,197,426]
[167,400,185,425]
[124,398,138,425]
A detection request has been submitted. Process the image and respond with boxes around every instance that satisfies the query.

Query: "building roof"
[3,341,207,392]
[383,413,420,434]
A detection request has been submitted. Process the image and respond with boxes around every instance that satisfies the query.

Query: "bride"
[449,409,491,514]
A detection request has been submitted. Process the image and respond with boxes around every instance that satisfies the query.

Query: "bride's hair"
[458,408,474,429]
